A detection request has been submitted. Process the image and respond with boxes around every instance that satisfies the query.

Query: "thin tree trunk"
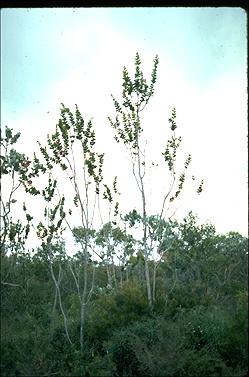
[50,263,72,345]
[119,264,123,285]
[106,264,112,288]
[135,111,153,310]
[152,262,157,302]
[126,265,129,282]
[111,257,117,288]
[80,243,88,351]
[144,258,152,309]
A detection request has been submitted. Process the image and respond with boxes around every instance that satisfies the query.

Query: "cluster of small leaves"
[102,176,121,225]
[60,103,94,148]
[170,173,186,202]
[163,107,204,202]
[109,112,142,149]
[0,148,26,175]
[9,156,41,196]
[0,127,34,180]
[95,222,113,247]
[3,216,31,253]
[95,153,105,194]
[1,127,21,149]
[95,223,128,261]
[59,105,73,145]
[123,209,142,228]
[36,222,48,240]
[42,105,105,195]
[169,154,192,202]
[149,54,159,98]
[17,154,47,196]
[113,176,118,194]
[8,219,25,243]
[1,127,43,251]
[103,184,113,203]
[184,154,192,169]
[74,104,84,140]
[114,202,119,218]
[73,195,79,207]
[82,119,96,153]
[37,196,66,244]
[42,175,57,202]
[109,53,159,149]
[23,185,40,196]
[168,107,177,131]
[162,109,183,172]
[22,202,34,239]
[162,136,182,172]
[111,176,120,225]
[123,232,136,256]
[85,151,97,176]
[28,153,46,176]
[146,216,177,249]
[47,131,67,166]
[38,143,53,170]
[73,226,96,244]
[197,180,204,194]
[38,105,75,169]
[133,52,159,102]
[85,152,104,194]
[178,173,186,193]
[59,103,96,156]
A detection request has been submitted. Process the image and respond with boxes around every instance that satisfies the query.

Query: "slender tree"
[109,53,203,309]
[36,104,118,375]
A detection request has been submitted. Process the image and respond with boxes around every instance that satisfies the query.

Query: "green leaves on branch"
[197,180,204,194]
[109,53,159,148]
[162,137,182,172]
[0,127,44,252]
[109,112,141,149]
[85,152,104,194]
[38,144,53,170]
[123,209,142,228]
[2,127,21,146]
[39,104,105,195]
[102,177,120,224]
[1,149,26,175]
[149,54,159,97]
[113,176,118,194]
[42,175,57,202]
[114,202,119,218]
[184,154,192,169]
[162,107,203,202]
[59,104,96,154]
[170,173,186,202]
[103,184,113,203]
[162,108,182,173]
[37,196,66,245]
[168,107,177,131]
[133,52,159,100]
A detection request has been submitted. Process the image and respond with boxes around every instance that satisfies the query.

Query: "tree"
[35,104,120,376]
[0,127,36,255]
[109,53,203,309]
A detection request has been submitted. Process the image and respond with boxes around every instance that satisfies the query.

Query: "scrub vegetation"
[1,54,248,377]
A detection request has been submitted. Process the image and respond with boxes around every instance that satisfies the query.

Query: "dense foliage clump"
[1,219,248,376]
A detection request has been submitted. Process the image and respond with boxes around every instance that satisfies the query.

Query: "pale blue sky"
[1,7,248,236]
[2,8,246,114]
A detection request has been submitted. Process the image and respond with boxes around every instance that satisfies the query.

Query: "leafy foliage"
[1,54,247,377]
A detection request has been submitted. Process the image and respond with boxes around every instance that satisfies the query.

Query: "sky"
[1,7,248,242]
